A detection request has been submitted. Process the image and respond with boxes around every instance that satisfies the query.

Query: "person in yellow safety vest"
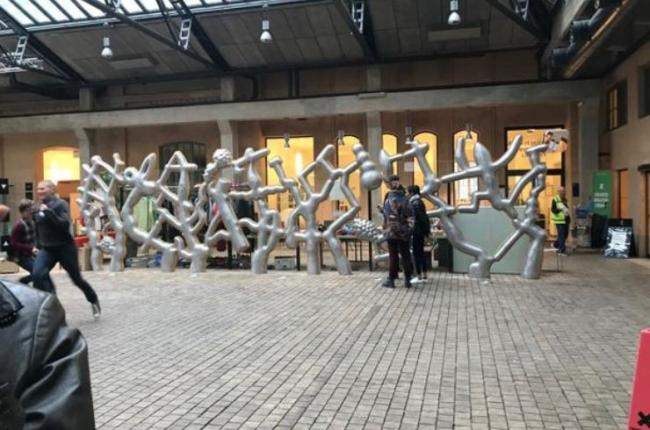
[551,186,570,256]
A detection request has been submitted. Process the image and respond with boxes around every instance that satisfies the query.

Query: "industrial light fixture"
[465,123,473,140]
[405,126,413,142]
[260,3,272,44]
[448,0,461,26]
[283,132,290,149]
[101,36,113,60]
[336,129,345,146]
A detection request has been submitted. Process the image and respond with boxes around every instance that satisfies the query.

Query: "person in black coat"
[32,180,101,318]
[407,185,431,281]
[0,280,95,429]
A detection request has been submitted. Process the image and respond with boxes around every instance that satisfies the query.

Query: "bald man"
[32,180,101,318]
[551,186,570,256]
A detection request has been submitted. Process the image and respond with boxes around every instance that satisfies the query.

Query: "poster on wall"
[592,170,612,217]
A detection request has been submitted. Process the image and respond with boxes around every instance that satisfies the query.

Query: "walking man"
[551,185,570,256]
[407,185,431,282]
[32,180,101,318]
[381,175,413,289]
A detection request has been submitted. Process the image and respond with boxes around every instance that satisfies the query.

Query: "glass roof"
[0,0,259,32]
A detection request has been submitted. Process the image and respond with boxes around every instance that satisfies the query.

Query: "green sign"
[592,170,612,217]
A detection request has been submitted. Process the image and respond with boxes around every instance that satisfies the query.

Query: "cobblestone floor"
[5,253,649,429]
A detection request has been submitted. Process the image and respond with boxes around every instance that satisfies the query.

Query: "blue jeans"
[33,243,98,304]
[16,255,34,285]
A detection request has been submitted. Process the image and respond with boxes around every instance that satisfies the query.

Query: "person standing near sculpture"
[407,185,430,282]
[32,180,101,318]
[551,185,570,256]
[381,175,413,289]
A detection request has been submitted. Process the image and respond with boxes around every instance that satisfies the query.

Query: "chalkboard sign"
[603,225,633,258]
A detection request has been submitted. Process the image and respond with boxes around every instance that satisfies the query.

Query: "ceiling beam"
[0,79,600,133]
[8,74,78,99]
[482,0,548,41]
[562,0,641,78]
[79,0,217,70]
[171,0,231,70]
[0,7,85,82]
[541,0,592,65]
[333,0,377,61]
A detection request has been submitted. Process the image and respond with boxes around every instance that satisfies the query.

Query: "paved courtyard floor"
[5,253,649,429]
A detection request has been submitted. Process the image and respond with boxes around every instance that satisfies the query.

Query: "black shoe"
[91,301,101,319]
[405,279,412,288]
[382,279,395,288]
[422,273,428,280]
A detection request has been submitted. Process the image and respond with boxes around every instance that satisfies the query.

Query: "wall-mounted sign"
[0,178,8,195]
[592,170,612,217]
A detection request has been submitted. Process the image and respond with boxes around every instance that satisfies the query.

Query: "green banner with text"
[592,170,612,217]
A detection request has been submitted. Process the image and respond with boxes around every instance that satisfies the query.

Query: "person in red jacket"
[10,200,53,288]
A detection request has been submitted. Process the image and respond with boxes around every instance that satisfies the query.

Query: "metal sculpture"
[347,218,388,263]
[379,136,548,279]
[78,133,547,279]
[78,154,126,272]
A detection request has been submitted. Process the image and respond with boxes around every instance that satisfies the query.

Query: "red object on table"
[629,328,650,430]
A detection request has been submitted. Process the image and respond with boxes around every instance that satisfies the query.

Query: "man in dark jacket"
[0,280,96,429]
[32,180,101,318]
[381,175,413,289]
[407,185,431,282]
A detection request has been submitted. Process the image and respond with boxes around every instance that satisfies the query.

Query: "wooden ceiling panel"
[296,38,323,63]
[306,4,336,35]
[367,0,397,31]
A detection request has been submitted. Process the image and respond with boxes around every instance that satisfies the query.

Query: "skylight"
[0,0,234,32]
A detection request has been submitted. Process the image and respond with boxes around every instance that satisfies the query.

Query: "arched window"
[337,135,362,203]
[453,130,479,205]
[412,132,438,186]
[42,147,80,183]
[381,133,398,199]
[266,136,315,221]
[159,142,207,186]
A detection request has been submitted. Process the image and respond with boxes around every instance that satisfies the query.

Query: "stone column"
[366,66,382,92]
[75,128,97,172]
[79,87,95,111]
[577,97,600,204]
[366,111,382,224]
[220,77,235,102]
[217,120,238,180]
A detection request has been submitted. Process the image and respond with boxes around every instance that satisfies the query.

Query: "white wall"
[602,41,650,256]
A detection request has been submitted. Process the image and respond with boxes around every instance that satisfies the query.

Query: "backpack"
[383,191,412,241]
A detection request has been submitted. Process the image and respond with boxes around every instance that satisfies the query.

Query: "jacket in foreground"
[0,281,95,429]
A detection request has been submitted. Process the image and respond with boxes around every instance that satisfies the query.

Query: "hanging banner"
[592,170,612,217]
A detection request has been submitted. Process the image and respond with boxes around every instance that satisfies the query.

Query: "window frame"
[607,80,628,131]
[639,64,650,119]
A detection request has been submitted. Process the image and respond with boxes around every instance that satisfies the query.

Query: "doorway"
[617,169,630,218]
[504,127,566,236]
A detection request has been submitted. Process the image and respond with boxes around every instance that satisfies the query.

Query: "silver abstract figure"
[78,154,126,272]
[78,133,547,279]
[347,218,389,264]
